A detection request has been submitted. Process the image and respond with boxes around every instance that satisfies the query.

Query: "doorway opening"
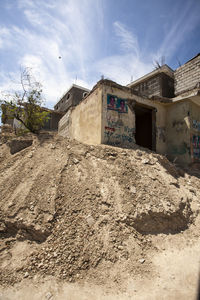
[135,105,156,151]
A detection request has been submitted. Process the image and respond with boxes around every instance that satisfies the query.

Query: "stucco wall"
[166,101,191,165]
[58,80,168,155]
[190,101,200,162]
[101,85,135,147]
[101,83,167,153]
[69,88,102,145]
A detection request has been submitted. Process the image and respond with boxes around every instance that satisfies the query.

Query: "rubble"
[0,132,200,293]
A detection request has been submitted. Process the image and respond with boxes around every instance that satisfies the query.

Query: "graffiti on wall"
[107,94,128,113]
[106,111,123,129]
[192,135,200,160]
[104,126,135,145]
[104,94,135,146]
[192,120,200,131]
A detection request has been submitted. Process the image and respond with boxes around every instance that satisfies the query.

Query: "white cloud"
[0,27,12,49]
[1,0,199,110]
[96,54,152,85]
[113,21,139,56]
[0,0,107,107]
[95,22,152,85]
[155,1,199,62]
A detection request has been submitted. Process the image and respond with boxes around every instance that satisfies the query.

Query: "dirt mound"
[0,132,200,292]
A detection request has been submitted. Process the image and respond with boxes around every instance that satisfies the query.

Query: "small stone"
[86,215,95,226]
[142,158,150,164]
[136,150,142,157]
[45,292,53,300]
[130,186,136,194]
[118,245,123,250]
[73,158,79,164]
[38,263,43,268]
[139,258,145,264]
[24,272,29,278]
[28,153,33,158]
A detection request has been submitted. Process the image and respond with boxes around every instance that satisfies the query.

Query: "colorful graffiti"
[104,126,135,145]
[106,111,123,129]
[192,135,200,160]
[105,126,115,132]
[192,120,200,131]
[107,94,128,113]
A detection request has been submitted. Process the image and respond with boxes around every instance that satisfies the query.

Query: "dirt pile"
[0,132,200,294]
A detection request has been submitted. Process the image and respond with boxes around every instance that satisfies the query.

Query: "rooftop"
[127,64,174,88]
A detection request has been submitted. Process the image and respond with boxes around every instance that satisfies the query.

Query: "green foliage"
[0,68,49,134]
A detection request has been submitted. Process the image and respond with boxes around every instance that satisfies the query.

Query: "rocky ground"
[0,129,200,299]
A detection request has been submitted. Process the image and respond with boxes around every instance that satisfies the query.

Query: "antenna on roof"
[75,75,77,84]
[131,75,133,82]
[153,56,165,69]
[101,75,104,80]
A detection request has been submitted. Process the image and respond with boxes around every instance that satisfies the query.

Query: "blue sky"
[0,0,199,108]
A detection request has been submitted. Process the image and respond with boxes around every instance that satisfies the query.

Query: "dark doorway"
[135,105,155,151]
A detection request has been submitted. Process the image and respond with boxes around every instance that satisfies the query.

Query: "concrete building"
[127,64,174,98]
[58,54,200,166]
[54,84,90,113]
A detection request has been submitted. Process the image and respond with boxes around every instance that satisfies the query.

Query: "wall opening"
[135,105,156,151]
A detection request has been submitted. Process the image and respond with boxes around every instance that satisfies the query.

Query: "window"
[83,92,88,98]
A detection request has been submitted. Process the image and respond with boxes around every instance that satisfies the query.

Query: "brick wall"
[174,55,200,95]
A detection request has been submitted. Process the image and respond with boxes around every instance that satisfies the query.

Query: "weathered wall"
[133,74,161,97]
[101,85,135,147]
[160,73,174,98]
[54,87,89,113]
[43,112,63,131]
[101,82,167,153]
[174,55,200,95]
[132,73,174,98]
[58,109,72,138]
[57,80,168,154]
[69,88,102,145]
[166,101,191,165]
[190,101,200,162]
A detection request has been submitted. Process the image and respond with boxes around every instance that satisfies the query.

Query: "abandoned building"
[58,53,200,166]
[54,84,90,113]
[2,53,200,166]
